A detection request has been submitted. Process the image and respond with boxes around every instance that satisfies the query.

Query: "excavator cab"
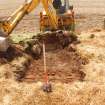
[40,0,75,32]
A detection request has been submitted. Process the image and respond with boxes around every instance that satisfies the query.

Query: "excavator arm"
[41,0,58,29]
[0,0,58,51]
[0,0,40,36]
[0,0,58,36]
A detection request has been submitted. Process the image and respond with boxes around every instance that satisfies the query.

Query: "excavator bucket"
[0,29,10,52]
[0,37,10,52]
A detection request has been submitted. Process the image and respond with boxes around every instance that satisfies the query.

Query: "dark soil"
[0,46,23,64]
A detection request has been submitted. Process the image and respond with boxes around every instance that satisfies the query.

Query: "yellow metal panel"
[27,0,40,13]
[41,0,58,29]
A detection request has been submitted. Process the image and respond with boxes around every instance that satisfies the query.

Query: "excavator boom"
[0,0,58,36]
[0,0,58,51]
[0,0,40,35]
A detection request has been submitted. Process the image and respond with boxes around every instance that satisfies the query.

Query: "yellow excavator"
[0,0,75,52]
[40,0,75,31]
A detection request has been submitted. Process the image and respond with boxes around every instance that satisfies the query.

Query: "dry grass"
[0,79,105,105]
[77,30,105,82]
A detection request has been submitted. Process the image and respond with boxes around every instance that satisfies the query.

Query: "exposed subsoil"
[23,47,86,83]
[0,41,87,83]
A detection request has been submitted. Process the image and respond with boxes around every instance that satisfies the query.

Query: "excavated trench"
[0,33,87,83]
[0,45,87,83]
[23,45,87,83]
[23,52,85,83]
